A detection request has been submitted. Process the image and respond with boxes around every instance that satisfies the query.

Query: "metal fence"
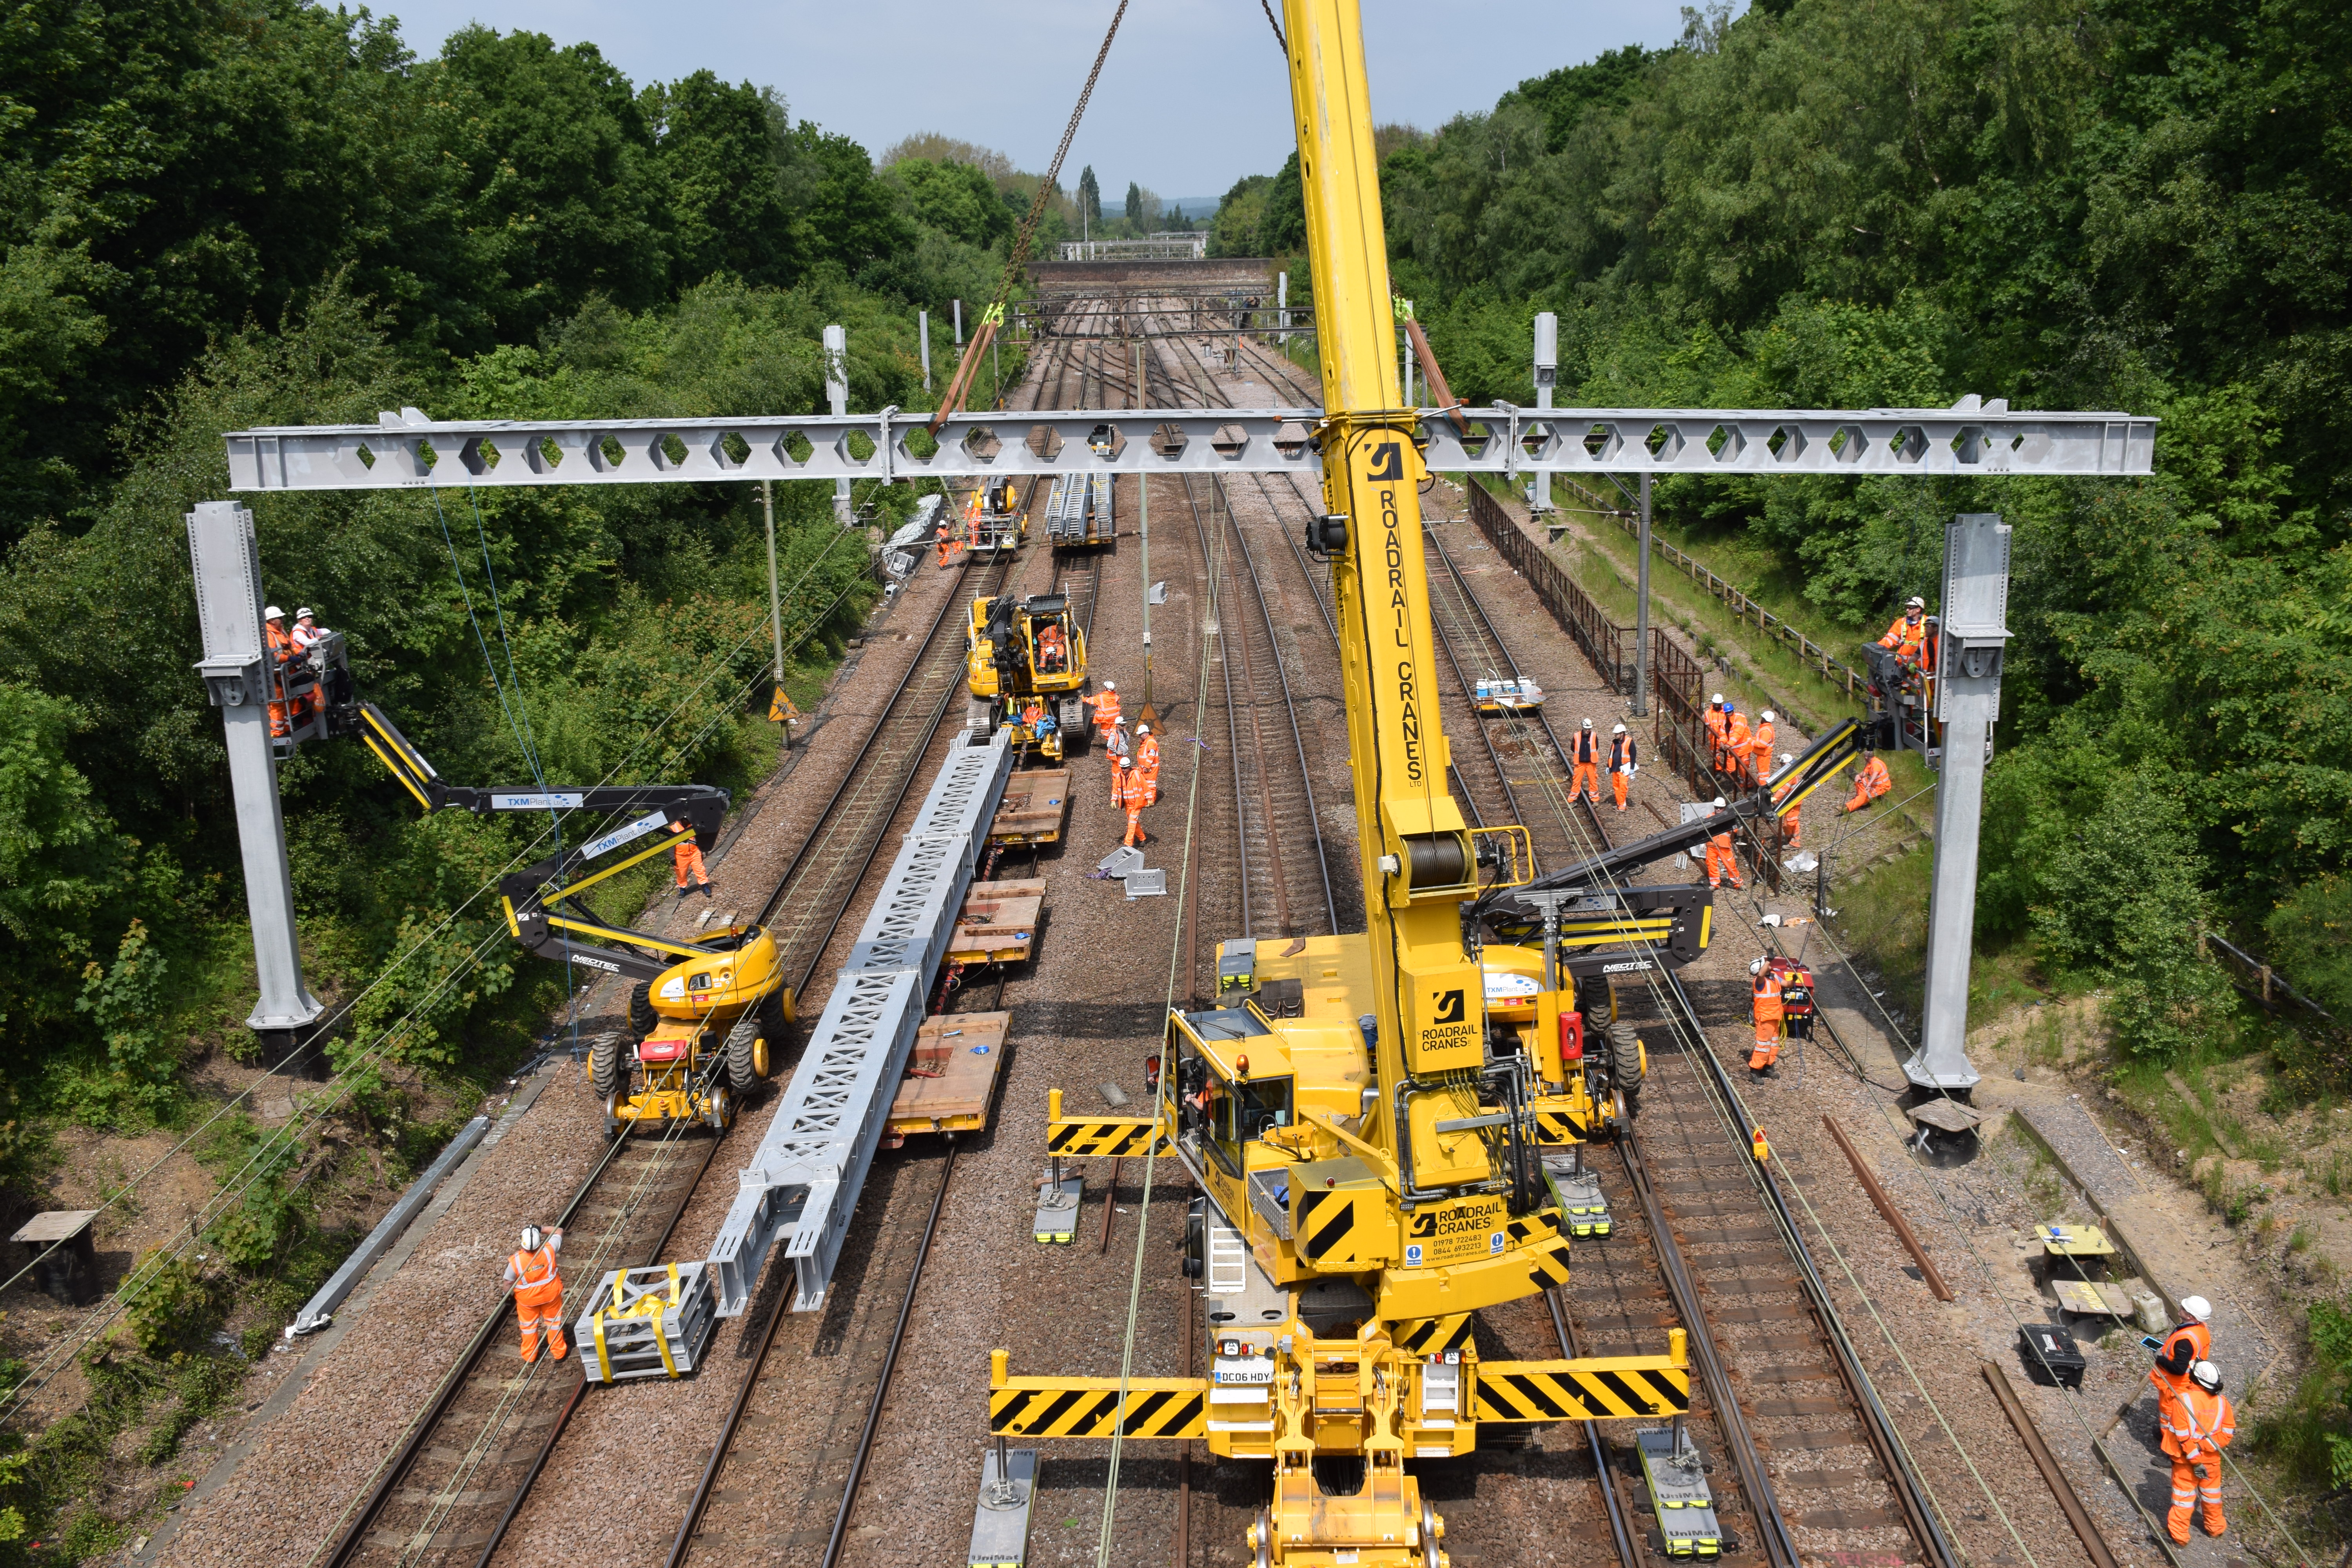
[1461,481,1639,693]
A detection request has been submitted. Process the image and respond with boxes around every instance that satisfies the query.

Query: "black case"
[2018,1322,2088,1388]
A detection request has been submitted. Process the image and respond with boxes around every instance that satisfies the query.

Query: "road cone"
[1751,1125,1770,1162]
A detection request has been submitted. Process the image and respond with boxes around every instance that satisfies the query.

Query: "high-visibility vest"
[1748,720,1774,760]
[1135,738,1160,773]
[1880,612,1926,659]
[1724,715,1749,753]
[1857,757,1891,797]
[1752,972,1783,1021]
[1610,734,1637,770]
[1088,691,1121,724]
[1703,708,1726,742]
[511,1245,559,1292]
[2161,1385,2234,1461]
[1572,730,1600,764]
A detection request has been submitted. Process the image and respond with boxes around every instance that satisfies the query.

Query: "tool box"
[2017,1322,2088,1388]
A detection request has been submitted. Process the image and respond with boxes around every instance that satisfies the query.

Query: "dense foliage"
[0,2,1029,1136]
[1226,0,2352,1047]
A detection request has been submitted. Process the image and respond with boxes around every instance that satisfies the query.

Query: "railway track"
[660,321,1135,1568]
[319,1124,721,1568]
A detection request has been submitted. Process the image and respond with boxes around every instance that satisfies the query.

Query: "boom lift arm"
[358,702,733,984]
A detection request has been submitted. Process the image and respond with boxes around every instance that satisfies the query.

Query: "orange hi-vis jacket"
[1703,706,1726,745]
[1083,689,1121,727]
[2152,1319,2214,1405]
[1572,730,1601,764]
[509,1243,561,1302]
[1851,755,1891,800]
[1134,735,1161,774]
[1752,969,1783,1025]
[1723,712,1750,757]
[1880,611,1927,661]
[1610,733,1637,770]
[2161,1383,2234,1463]
[1747,719,1774,768]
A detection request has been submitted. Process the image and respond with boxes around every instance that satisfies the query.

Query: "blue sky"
[370,0,1701,198]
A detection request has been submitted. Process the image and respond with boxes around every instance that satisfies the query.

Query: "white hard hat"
[1103,681,1115,691]
[1710,691,1724,704]
[264,605,285,620]
[1711,796,1727,809]
[1137,724,1149,735]
[296,607,315,620]
[1749,958,1767,976]
[1612,722,1626,734]
[1762,710,1776,724]
[1780,753,1794,765]
[1581,717,1593,729]
[521,1223,543,1252]
[2190,1359,2223,1393]
[2181,1295,2211,1323]
[1906,596,1926,610]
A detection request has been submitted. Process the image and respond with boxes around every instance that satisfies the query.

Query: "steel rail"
[320,1123,715,1568]
[1652,965,1960,1568]
[1544,1288,1643,1568]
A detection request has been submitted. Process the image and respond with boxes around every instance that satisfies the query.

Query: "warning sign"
[1406,1196,1508,1266]
[767,687,801,723]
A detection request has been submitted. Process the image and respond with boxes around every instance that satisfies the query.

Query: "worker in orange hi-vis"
[1118,756,1151,848]
[1844,753,1892,812]
[1107,749,1130,807]
[935,513,958,568]
[506,1223,568,1363]
[1569,719,1602,804]
[2161,1360,2234,1544]
[1720,703,1750,783]
[1133,724,1161,806]
[1879,596,1929,663]
[1081,681,1121,740]
[1770,754,1801,848]
[263,606,295,737]
[1608,722,1638,811]
[670,819,712,900]
[1702,693,1727,769]
[1746,710,1777,786]
[1702,797,1743,890]
[1103,716,1133,770]
[1036,619,1066,673]
[2149,1296,2215,1419]
[1747,958,1783,1075]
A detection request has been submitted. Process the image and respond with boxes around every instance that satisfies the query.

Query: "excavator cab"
[965,592,1091,761]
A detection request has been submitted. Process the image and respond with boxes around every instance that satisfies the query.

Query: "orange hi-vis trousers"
[1571,761,1600,802]
[674,840,709,889]
[1612,768,1630,809]
[1705,836,1742,889]
[517,1280,567,1362]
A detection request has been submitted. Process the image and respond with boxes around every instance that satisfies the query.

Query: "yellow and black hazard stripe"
[1521,1230,1573,1290]
[1047,1118,1162,1158]
[1506,1210,1561,1246]
[989,1383,1207,1439]
[1474,1363,1691,1423]
[1533,1107,1591,1145]
[1294,1187,1379,1262]
[1391,1314,1474,1355]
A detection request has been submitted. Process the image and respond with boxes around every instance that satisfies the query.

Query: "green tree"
[1077,165,1101,227]
[1124,181,1143,226]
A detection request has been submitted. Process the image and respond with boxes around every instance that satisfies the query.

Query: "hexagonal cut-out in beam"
[1211,423,1249,461]
[1025,425,1064,463]
[1705,425,1742,463]
[1642,425,1681,463]
[1456,422,1494,461]
[1948,425,1988,464]
[839,429,877,465]
[774,430,813,466]
[593,434,626,470]
[1828,425,1865,463]
[1086,423,1126,459]
[1150,423,1189,461]
[958,426,1000,464]
[1766,425,1805,463]
[1580,423,1618,461]
[1270,420,1310,461]
[352,441,378,471]
[713,431,751,469]
[656,432,691,468]
[1891,425,1927,465]
[1518,421,1552,460]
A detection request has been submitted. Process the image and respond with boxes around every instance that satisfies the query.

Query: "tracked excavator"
[975,6,1890,1563]
[357,704,788,1136]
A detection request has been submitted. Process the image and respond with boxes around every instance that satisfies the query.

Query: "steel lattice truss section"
[706,729,1013,1317]
[222,397,2155,489]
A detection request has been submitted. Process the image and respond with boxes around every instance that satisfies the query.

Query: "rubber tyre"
[724,1011,762,1091]
[628,982,657,1037]
[590,1033,624,1099]
[756,991,791,1069]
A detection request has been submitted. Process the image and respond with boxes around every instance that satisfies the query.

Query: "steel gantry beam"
[223,396,2154,493]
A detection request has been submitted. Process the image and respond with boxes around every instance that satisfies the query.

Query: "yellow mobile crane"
[987,5,1714,1562]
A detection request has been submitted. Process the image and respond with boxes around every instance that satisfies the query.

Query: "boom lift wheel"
[590,1033,624,1099]
[628,982,657,1036]
[723,1011,764,1091]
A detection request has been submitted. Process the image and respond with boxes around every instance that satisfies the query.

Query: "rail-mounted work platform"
[987,770,1070,845]
[947,880,1044,969]
[886,1011,1010,1145]
[706,726,1013,1316]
